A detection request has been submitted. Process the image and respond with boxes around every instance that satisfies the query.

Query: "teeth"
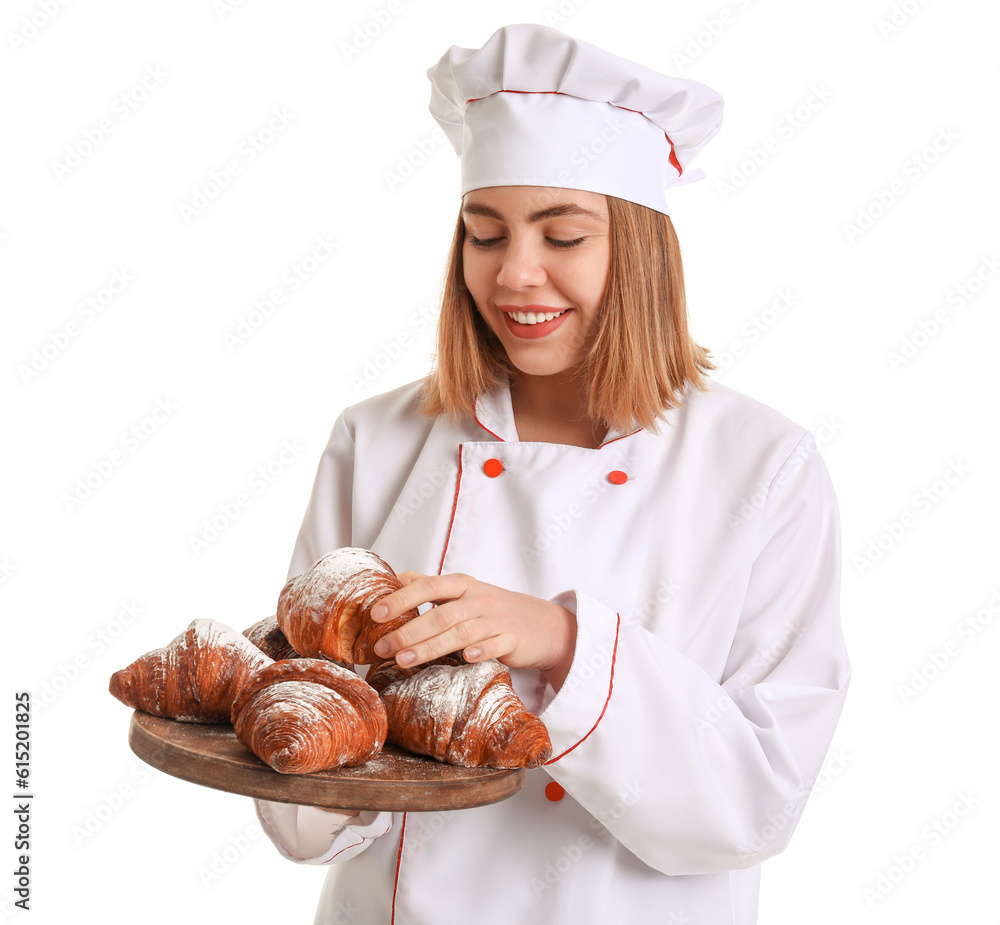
[506,309,568,325]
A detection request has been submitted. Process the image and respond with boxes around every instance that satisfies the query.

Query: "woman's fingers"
[364,571,575,678]
[392,624,516,669]
[370,574,472,665]
[462,632,518,664]
[374,599,484,664]
[370,572,468,622]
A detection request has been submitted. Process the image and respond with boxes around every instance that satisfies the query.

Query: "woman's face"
[461,185,611,378]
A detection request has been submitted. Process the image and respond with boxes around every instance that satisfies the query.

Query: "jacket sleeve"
[254,409,395,864]
[286,410,356,580]
[254,803,395,864]
[539,432,850,876]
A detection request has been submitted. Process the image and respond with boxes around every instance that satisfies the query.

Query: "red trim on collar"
[472,410,505,442]
[599,428,642,448]
[473,409,641,448]
[466,89,683,177]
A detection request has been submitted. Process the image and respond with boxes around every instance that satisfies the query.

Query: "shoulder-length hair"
[416,193,716,436]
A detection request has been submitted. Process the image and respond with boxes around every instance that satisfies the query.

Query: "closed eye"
[466,235,502,248]
[466,235,587,249]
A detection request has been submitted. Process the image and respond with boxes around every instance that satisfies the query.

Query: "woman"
[256,24,850,925]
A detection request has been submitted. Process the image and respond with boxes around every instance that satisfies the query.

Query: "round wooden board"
[128,711,525,812]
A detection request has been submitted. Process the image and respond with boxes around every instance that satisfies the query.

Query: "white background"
[3,0,998,922]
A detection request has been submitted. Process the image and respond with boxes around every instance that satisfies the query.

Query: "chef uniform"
[255,24,850,925]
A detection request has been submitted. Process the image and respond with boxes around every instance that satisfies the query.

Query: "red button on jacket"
[608,470,628,484]
[484,458,504,478]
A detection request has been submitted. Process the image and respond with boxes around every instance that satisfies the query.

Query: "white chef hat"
[427,23,724,216]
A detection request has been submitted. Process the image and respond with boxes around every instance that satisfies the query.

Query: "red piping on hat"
[663,131,682,176]
[466,89,684,178]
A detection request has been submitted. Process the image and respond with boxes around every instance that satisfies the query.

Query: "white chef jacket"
[254,372,850,925]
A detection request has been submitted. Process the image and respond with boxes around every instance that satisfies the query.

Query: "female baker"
[254,23,850,925]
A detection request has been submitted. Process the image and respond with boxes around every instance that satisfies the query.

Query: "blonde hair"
[416,193,716,436]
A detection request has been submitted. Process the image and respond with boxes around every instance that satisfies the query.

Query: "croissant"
[365,654,463,694]
[109,619,273,723]
[379,660,552,769]
[276,547,417,667]
[231,658,387,774]
[243,615,302,661]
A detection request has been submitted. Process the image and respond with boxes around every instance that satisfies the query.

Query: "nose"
[496,235,546,289]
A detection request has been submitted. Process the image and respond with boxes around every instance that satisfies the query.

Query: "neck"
[508,367,605,447]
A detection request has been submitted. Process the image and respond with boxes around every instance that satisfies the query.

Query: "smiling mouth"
[503,308,570,325]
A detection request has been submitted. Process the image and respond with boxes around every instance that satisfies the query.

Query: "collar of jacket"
[471,369,676,446]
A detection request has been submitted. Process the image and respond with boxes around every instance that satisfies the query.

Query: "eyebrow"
[461,202,608,224]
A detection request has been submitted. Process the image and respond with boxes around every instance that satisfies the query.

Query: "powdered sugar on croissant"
[365,654,463,694]
[242,614,301,661]
[276,547,417,666]
[380,660,552,769]
[231,658,387,774]
[109,619,273,723]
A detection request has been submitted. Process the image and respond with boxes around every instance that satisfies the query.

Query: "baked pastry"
[365,654,462,693]
[243,615,302,661]
[276,547,417,666]
[379,660,552,769]
[109,619,273,723]
[231,658,387,774]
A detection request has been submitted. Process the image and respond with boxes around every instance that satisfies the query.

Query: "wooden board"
[128,711,525,812]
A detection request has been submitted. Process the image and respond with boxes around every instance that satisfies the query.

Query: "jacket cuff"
[254,799,392,865]
[539,589,620,763]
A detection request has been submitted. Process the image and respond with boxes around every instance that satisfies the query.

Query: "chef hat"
[427,23,724,216]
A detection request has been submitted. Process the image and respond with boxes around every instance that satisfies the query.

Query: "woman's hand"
[370,571,577,691]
